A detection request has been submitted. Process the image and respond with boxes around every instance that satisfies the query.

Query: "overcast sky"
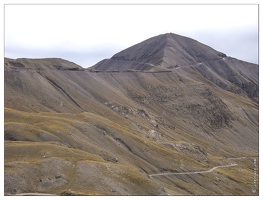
[5,4,258,68]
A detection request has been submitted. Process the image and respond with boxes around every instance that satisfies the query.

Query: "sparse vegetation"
[4,33,258,195]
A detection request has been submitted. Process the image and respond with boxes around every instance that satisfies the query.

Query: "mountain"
[91,33,258,103]
[4,33,258,196]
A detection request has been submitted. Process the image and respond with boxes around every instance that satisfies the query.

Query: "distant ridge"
[4,57,83,71]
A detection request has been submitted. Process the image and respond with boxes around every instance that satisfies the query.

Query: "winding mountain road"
[149,163,237,177]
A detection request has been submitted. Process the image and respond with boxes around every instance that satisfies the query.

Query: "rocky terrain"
[4,33,258,195]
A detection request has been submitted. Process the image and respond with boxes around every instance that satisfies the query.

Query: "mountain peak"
[91,33,226,72]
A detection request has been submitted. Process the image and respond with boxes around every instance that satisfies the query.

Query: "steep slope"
[4,33,258,195]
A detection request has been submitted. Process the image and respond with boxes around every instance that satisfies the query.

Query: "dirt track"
[149,164,237,177]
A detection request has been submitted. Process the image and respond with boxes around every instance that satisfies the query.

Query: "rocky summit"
[4,33,258,195]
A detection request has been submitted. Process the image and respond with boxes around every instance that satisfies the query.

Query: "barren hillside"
[4,33,258,195]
